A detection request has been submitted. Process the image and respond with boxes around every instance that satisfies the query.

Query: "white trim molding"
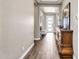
[34,38,40,40]
[19,43,34,59]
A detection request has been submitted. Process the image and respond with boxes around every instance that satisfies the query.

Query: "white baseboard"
[19,43,34,59]
[34,38,40,40]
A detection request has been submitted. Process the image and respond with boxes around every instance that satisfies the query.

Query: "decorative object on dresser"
[56,27,73,59]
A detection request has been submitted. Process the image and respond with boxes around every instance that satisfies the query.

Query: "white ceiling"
[43,7,59,13]
[38,0,62,14]
[37,0,63,3]
[36,0,63,5]
[40,6,59,13]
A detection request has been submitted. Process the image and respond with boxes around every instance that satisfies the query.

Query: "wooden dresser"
[56,27,73,59]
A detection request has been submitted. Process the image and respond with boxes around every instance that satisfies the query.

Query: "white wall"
[0,0,2,47]
[34,6,40,39]
[42,15,46,34]
[0,0,34,59]
[62,0,78,59]
[39,10,45,34]
[0,1,6,58]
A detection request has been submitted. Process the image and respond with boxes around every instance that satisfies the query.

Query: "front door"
[46,15,55,33]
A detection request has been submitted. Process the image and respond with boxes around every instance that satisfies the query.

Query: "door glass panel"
[46,15,54,33]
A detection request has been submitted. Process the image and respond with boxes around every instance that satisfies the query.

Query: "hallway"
[25,33,60,59]
[0,0,78,59]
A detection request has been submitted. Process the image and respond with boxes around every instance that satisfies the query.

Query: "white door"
[46,15,55,33]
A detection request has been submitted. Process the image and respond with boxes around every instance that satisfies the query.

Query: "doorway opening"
[39,6,60,35]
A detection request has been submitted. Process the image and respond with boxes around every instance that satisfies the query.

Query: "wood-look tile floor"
[25,33,60,59]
